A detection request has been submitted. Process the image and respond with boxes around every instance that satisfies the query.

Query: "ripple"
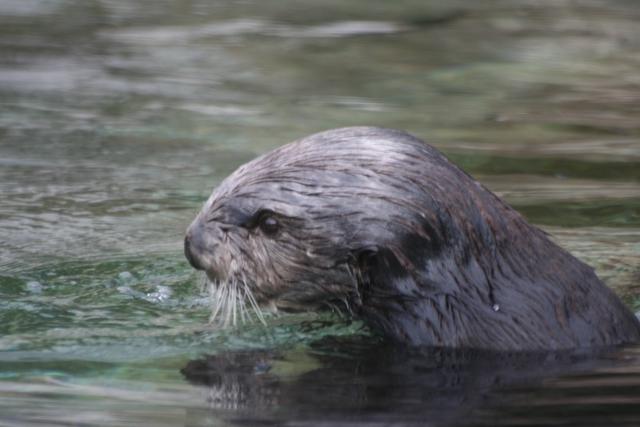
[100,19,404,45]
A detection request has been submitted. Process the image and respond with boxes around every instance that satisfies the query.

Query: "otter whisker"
[209,280,224,323]
[244,286,267,326]
[222,280,234,328]
[324,301,344,317]
[239,289,247,324]
[231,279,238,327]
[197,272,209,293]
[237,288,253,325]
[227,280,234,328]
[206,276,267,328]
[211,279,233,328]
[241,272,267,326]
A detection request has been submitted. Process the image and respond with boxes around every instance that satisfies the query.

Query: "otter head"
[184,127,449,325]
[184,127,640,349]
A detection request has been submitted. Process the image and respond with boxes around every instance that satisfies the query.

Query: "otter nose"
[184,233,202,271]
[185,220,208,271]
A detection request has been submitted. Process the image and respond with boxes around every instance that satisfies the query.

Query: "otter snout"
[184,220,208,271]
[184,234,202,271]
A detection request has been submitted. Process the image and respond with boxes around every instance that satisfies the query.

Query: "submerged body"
[184,127,640,350]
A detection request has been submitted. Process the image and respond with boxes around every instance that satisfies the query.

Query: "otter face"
[183,158,369,325]
[184,193,360,318]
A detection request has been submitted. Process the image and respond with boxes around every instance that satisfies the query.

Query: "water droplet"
[26,281,43,293]
[117,286,144,298]
[118,271,134,282]
[155,285,173,297]
[144,285,173,303]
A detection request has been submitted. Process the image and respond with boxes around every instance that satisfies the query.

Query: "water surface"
[1,1,639,426]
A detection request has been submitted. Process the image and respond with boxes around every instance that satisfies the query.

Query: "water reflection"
[182,342,640,426]
[2,341,639,427]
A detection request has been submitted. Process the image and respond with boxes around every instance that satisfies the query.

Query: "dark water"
[1,1,639,426]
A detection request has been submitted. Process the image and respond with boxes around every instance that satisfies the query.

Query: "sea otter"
[184,127,640,350]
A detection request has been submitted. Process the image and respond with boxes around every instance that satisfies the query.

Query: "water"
[0,0,639,425]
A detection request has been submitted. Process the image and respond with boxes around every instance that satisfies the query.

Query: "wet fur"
[185,127,640,350]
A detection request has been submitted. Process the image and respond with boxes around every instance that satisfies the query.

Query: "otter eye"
[259,215,279,236]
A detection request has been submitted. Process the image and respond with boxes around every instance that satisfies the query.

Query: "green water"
[1,1,640,425]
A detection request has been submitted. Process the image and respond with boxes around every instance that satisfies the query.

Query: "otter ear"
[353,245,378,263]
[350,246,377,291]
[353,245,415,295]
[352,245,428,342]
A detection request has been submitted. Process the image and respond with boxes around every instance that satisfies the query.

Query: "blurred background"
[0,0,639,425]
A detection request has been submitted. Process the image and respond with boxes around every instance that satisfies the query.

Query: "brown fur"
[185,127,640,350]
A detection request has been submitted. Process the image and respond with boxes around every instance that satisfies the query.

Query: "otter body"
[184,127,640,350]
